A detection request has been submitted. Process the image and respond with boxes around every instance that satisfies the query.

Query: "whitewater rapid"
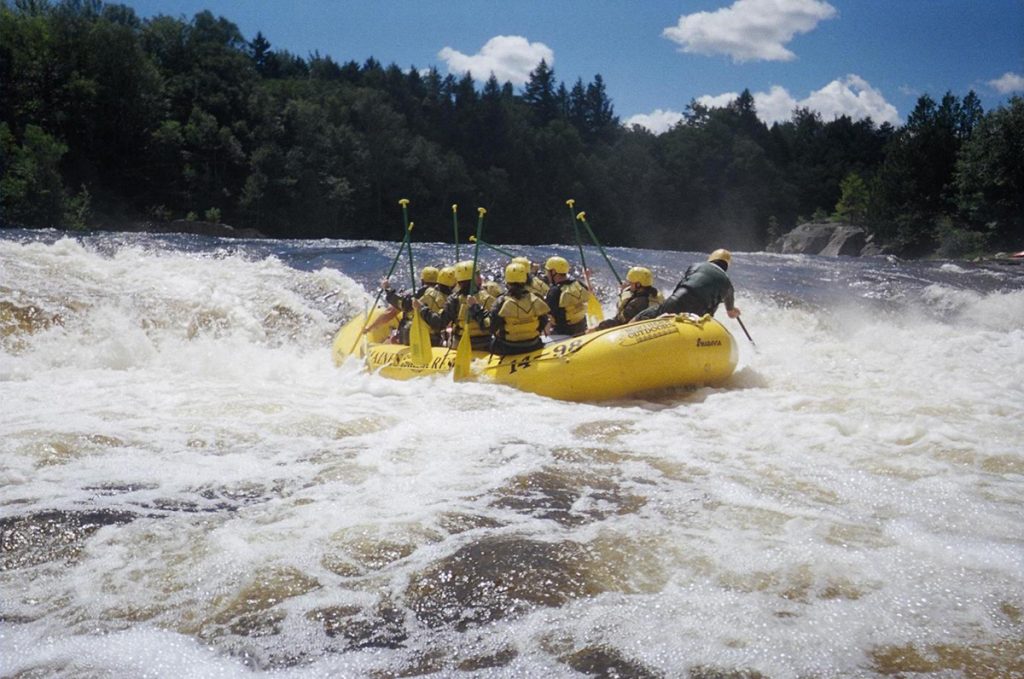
[1,230,1022,678]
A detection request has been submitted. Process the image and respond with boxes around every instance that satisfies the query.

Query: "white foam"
[3,234,1023,677]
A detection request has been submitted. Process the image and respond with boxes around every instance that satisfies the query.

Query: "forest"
[1,0,1021,256]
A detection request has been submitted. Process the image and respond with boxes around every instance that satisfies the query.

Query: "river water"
[2,229,1022,678]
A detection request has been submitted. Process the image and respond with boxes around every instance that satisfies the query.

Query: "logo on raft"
[367,348,454,370]
[617,320,678,347]
[696,338,722,347]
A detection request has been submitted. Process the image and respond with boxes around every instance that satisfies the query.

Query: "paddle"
[451,203,460,261]
[454,207,486,381]
[400,199,416,288]
[566,199,604,323]
[736,315,756,348]
[350,214,414,353]
[469,235,515,258]
[409,304,433,366]
[394,202,431,366]
[575,210,622,285]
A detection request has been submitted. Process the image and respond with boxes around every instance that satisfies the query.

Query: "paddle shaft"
[469,209,485,294]
[350,222,414,352]
[567,202,598,306]
[578,215,622,285]
[452,204,460,261]
[454,208,486,381]
[401,203,416,288]
[736,316,755,346]
[470,236,515,258]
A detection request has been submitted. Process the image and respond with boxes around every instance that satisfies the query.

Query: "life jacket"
[454,288,496,339]
[527,275,549,299]
[617,286,663,321]
[419,286,447,315]
[496,292,550,342]
[556,279,589,326]
[484,280,504,299]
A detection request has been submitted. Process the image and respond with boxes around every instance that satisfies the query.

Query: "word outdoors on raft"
[617,319,679,347]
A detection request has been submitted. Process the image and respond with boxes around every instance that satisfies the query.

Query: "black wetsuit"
[634,261,734,320]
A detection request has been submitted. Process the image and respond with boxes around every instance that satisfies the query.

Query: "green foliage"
[934,216,989,259]
[954,96,1024,249]
[833,172,869,225]
[0,122,71,226]
[65,184,91,229]
[0,1,1013,257]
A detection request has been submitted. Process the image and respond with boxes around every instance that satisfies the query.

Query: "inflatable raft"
[332,308,738,401]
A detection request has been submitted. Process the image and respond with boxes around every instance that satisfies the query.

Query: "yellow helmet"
[454,260,476,282]
[708,249,732,264]
[437,266,456,287]
[626,266,653,287]
[505,261,528,284]
[545,256,570,275]
[420,266,439,284]
[511,256,531,267]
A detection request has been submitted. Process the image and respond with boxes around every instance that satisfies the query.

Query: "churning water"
[1,229,1022,678]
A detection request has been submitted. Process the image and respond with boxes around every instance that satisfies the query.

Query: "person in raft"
[434,259,496,350]
[632,249,741,321]
[511,256,550,299]
[411,265,456,346]
[592,266,664,331]
[543,255,591,337]
[486,260,551,356]
[367,265,440,343]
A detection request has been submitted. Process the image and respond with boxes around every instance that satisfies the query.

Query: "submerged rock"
[0,510,136,569]
[406,536,597,631]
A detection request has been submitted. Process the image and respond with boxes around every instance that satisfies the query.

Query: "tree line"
[1,0,1021,256]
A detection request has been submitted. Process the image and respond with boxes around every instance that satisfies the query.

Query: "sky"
[120,0,1024,134]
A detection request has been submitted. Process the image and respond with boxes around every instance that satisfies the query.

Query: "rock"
[68,216,268,239]
[774,221,870,257]
[860,234,884,257]
[160,219,266,239]
[778,222,837,254]
[820,225,867,256]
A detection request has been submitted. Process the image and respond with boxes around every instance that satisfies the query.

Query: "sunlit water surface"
[2,230,1023,678]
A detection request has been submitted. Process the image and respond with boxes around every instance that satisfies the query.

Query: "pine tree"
[523,59,558,124]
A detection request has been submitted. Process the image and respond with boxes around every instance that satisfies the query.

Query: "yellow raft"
[332,308,738,402]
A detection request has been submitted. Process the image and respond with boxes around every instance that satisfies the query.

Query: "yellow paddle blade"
[453,308,472,381]
[409,306,432,366]
[587,292,604,323]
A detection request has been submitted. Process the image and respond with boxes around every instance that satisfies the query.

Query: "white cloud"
[663,0,837,63]
[626,109,686,134]
[989,72,1024,94]
[695,75,899,126]
[802,75,899,124]
[749,85,801,123]
[438,35,553,85]
[696,92,739,110]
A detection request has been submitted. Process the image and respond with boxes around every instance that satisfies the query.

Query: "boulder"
[161,219,266,239]
[820,225,867,256]
[777,222,836,254]
[773,222,869,257]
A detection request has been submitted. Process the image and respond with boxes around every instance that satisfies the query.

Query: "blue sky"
[121,0,1023,133]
